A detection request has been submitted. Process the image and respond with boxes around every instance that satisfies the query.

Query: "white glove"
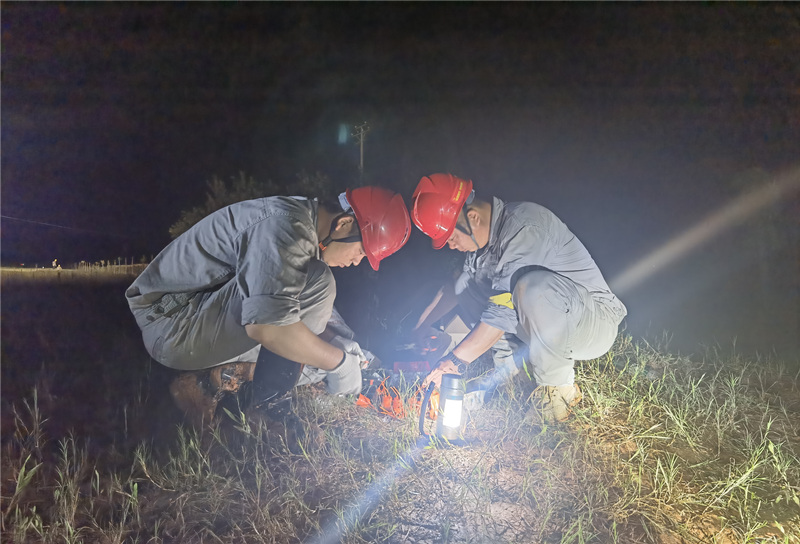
[328,335,368,369]
[325,351,363,396]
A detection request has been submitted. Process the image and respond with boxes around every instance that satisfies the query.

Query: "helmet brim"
[364,251,380,271]
[431,230,452,250]
[429,205,460,250]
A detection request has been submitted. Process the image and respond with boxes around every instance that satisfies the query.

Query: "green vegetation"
[2,330,798,543]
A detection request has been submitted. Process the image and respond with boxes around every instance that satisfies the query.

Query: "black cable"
[1,214,135,239]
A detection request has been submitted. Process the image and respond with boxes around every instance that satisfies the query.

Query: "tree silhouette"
[169,171,338,238]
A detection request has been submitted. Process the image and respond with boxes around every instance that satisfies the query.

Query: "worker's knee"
[512,269,571,315]
[297,260,336,334]
[512,268,588,350]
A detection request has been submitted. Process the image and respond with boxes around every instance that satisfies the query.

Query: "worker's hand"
[328,335,368,369]
[422,356,460,390]
[325,351,363,396]
[409,326,430,348]
[409,326,450,358]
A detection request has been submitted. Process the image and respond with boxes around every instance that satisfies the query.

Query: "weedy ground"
[1,279,799,543]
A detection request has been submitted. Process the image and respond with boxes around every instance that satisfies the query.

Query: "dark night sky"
[2,3,799,358]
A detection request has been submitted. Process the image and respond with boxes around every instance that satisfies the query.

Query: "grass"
[2,280,799,543]
[0,265,148,284]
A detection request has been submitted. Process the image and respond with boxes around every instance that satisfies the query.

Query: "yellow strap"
[489,292,514,310]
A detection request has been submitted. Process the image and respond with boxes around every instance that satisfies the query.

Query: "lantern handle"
[419,382,436,438]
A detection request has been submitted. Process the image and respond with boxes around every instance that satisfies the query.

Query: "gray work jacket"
[126,196,323,327]
[456,197,627,333]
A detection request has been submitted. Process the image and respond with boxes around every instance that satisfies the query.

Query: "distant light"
[338,124,349,145]
[610,165,800,295]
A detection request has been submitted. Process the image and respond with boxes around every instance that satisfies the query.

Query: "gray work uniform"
[456,197,627,386]
[125,196,335,372]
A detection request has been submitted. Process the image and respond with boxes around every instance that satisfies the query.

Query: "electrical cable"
[1,214,136,239]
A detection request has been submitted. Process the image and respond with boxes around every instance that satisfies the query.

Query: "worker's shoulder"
[220,196,315,222]
[228,195,312,214]
[191,197,315,239]
[503,200,558,225]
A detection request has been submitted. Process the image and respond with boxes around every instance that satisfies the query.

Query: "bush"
[169,171,339,238]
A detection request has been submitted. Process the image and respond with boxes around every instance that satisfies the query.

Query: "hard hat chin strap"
[455,206,480,249]
[319,213,362,251]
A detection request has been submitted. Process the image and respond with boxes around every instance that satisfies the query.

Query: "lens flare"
[610,166,800,295]
[304,437,429,544]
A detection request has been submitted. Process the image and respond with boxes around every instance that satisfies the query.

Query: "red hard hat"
[411,173,473,249]
[346,186,411,271]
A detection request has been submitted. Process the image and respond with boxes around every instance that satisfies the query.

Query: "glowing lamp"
[437,374,465,440]
[420,373,465,443]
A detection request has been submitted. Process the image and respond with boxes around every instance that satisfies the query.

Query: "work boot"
[250,349,303,408]
[524,384,583,424]
[169,362,256,428]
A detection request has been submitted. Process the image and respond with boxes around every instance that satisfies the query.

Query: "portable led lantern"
[436,374,465,440]
[420,373,466,443]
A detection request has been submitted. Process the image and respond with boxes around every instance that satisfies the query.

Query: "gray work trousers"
[130,260,336,371]
[460,269,622,386]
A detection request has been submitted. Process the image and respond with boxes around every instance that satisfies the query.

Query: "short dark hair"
[318,195,346,214]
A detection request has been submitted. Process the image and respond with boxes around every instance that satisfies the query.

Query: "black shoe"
[249,348,303,408]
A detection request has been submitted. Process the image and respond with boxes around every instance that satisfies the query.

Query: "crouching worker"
[411,174,626,424]
[125,187,411,427]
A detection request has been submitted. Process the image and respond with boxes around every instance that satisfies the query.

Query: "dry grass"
[2,280,799,543]
[1,265,147,284]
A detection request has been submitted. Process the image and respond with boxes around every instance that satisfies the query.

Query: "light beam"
[610,166,800,295]
[304,436,429,544]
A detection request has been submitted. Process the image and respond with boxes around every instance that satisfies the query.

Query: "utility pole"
[351,122,370,181]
